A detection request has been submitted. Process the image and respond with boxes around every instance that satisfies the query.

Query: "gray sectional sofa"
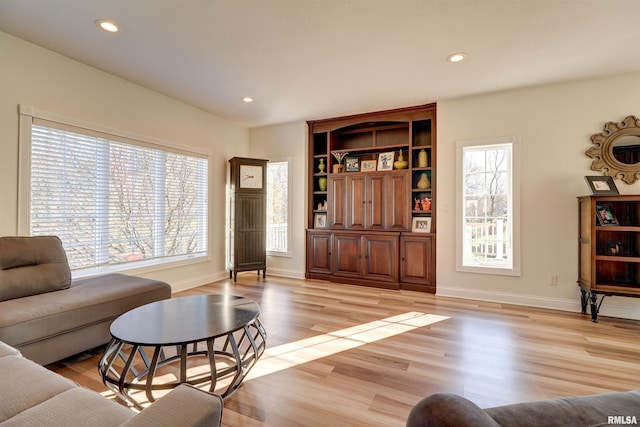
[0,235,171,365]
[0,340,222,426]
[406,391,640,427]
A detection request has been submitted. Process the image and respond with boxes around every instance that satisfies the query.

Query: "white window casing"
[456,136,521,276]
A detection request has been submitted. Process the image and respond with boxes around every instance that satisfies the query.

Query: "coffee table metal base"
[99,319,266,409]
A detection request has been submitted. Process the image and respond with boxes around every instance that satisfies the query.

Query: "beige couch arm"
[119,384,223,427]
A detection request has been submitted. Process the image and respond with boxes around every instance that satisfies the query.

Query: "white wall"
[249,121,307,279]
[437,71,640,320]
[0,31,250,292]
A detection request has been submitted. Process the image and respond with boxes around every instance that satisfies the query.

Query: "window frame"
[266,157,292,257]
[455,136,521,276]
[18,105,211,278]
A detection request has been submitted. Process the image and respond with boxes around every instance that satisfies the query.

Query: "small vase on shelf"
[318,158,326,174]
[418,149,428,168]
[416,172,431,190]
[393,149,408,169]
[318,176,327,191]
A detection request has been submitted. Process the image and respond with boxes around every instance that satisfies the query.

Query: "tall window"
[19,108,208,272]
[456,136,520,275]
[266,159,291,256]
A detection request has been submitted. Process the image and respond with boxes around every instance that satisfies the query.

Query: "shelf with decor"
[311,132,329,216]
[306,104,436,293]
[578,195,640,322]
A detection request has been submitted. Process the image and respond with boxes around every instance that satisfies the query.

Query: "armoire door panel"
[366,175,386,229]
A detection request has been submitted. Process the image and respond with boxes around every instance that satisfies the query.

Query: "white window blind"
[25,116,208,271]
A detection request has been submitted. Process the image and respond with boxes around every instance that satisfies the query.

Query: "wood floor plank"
[47,274,640,426]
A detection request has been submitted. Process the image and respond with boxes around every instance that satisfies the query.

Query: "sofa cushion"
[486,389,640,427]
[0,236,71,302]
[407,393,501,427]
[0,340,20,358]
[0,274,171,350]
[0,353,77,423]
[0,387,134,427]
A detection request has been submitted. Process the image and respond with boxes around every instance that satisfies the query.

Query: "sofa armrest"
[119,384,223,427]
[407,393,500,427]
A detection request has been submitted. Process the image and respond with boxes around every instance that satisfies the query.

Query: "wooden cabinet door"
[386,172,411,230]
[365,175,386,230]
[307,231,332,275]
[347,175,366,230]
[400,235,433,286]
[328,175,347,229]
[362,233,398,282]
[332,232,362,278]
[234,194,266,269]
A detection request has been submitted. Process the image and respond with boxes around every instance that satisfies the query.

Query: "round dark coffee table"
[99,295,266,409]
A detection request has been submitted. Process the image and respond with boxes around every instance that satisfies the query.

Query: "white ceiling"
[1,0,640,128]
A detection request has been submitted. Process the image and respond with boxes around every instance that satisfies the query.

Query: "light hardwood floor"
[49,274,640,426]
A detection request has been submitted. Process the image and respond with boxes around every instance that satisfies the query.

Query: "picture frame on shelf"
[411,217,431,233]
[345,157,360,172]
[595,205,619,226]
[314,212,327,229]
[361,160,376,172]
[377,152,394,171]
[585,176,619,195]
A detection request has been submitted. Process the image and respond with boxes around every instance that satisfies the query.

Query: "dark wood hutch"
[578,195,640,321]
[306,104,436,293]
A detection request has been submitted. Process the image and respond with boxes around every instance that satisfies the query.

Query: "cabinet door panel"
[386,172,411,230]
[307,231,332,274]
[363,234,398,282]
[366,175,386,230]
[400,235,433,285]
[235,194,266,268]
[333,233,362,277]
[348,175,366,229]
[329,175,347,229]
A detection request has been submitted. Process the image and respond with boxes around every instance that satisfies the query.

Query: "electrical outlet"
[549,274,558,286]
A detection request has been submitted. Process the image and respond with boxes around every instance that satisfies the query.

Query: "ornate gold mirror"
[587,115,640,184]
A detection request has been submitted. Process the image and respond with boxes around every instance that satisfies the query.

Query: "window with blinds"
[21,111,208,272]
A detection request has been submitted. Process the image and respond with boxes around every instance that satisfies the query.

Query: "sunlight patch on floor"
[99,311,448,403]
[246,311,449,380]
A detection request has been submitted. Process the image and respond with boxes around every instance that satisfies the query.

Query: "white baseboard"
[169,268,305,293]
[436,285,640,321]
[264,267,305,279]
[170,271,228,293]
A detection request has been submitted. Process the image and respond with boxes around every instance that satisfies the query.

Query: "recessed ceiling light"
[242,97,253,103]
[96,19,119,33]
[447,52,468,63]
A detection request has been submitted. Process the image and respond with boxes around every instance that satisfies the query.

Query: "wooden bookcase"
[306,104,436,292]
[578,195,640,321]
